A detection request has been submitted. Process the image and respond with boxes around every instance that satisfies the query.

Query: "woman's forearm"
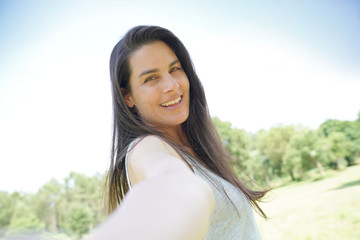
[92,173,215,240]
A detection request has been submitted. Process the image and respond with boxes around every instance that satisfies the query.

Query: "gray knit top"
[125,141,262,240]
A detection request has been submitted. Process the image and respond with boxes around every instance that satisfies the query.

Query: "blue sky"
[1,0,359,192]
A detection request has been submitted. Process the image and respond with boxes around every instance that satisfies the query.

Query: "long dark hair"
[107,25,268,218]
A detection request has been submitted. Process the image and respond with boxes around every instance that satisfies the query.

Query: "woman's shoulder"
[126,135,192,186]
[128,135,180,159]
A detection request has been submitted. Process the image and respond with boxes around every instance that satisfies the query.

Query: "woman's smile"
[160,96,182,107]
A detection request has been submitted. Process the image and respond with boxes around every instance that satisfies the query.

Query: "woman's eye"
[144,76,157,83]
[170,67,181,73]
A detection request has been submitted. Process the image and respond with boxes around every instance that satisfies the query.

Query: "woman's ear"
[121,88,135,108]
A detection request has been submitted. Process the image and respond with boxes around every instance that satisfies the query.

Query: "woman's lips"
[160,96,182,107]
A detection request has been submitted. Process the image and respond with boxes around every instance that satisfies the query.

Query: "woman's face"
[125,41,190,132]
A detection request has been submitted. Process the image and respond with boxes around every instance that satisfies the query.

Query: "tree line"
[1,112,359,239]
[213,111,360,186]
[0,172,105,239]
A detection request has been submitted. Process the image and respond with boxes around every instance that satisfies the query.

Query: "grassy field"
[255,165,360,240]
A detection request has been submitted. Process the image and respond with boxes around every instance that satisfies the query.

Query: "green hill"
[256,165,360,240]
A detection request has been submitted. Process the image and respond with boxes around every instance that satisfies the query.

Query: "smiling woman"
[92,25,269,240]
[123,41,190,136]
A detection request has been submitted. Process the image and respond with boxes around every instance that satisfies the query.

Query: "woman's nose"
[162,73,179,93]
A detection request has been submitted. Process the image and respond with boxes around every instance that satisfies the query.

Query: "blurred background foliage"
[1,111,359,239]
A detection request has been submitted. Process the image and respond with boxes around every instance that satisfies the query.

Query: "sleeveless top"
[125,140,262,240]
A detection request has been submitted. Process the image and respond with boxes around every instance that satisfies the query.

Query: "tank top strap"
[125,139,141,190]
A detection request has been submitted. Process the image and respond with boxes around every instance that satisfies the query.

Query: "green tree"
[313,137,335,169]
[320,119,360,165]
[247,150,272,185]
[66,202,94,239]
[257,125,296,177]
[32,179,66,233]
[0,192,21,229]
[283,129,327,180]
[283,146,302,181]
[212,117,250,176]
[327,132,353,169]
[64,172,104,228]
[246,130,273,185]
[0,191,29,238]
[6,201,44,237]
[349,120,360,163]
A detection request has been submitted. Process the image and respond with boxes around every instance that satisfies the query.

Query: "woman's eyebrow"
[138,69,158,78]
[138,59,180,78]
[169,59,179,67]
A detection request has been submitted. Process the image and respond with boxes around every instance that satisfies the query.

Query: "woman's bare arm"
[92,136,215,240]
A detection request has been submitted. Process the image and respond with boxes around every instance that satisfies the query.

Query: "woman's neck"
[160,125,200,162]
[162,125,189,147]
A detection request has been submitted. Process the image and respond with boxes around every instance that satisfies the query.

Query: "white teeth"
[161,96,181,107]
